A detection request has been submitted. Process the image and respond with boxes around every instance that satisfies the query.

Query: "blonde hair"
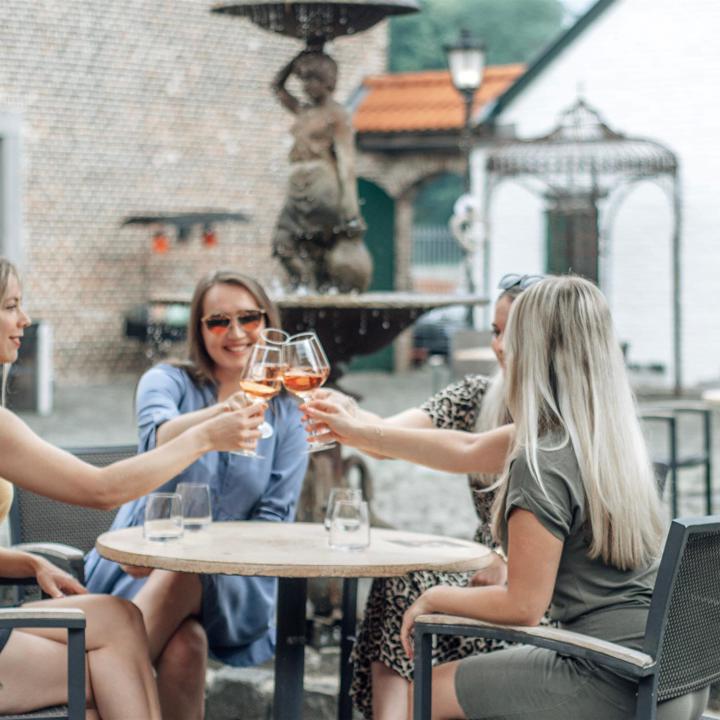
[492,275,664,570]
[0,258,20,407]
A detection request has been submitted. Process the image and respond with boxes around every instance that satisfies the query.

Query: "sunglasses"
[498,273,544,291]
[201,310,266,335]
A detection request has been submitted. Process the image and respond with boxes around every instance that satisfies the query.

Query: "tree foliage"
[390,0,567,72]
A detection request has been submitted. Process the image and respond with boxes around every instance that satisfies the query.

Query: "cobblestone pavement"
[14,365,720,542]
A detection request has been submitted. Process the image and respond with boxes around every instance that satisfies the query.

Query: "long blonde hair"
[492,275,664,570]
[0,258,19,407]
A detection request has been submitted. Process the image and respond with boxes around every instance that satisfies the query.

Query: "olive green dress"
[454,440,705,719]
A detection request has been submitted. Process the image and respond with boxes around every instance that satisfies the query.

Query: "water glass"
[177,483,212,531]
[144,492,183,541]
[329,500,370,550]
[324,487,363,531]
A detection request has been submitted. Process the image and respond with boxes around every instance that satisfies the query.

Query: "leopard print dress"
[350,375,509,719]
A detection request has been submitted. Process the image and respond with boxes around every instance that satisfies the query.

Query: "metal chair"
[0,446,134,720]
[7,445,134,586]
[413,516,720,720]
[0,608,86,720]
[642,406,713,517]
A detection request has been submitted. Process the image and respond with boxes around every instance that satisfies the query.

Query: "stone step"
[205,647,362,720]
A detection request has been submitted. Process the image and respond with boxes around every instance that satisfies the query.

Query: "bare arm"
[401,509,562,657]
[156,390,248,445]
[0,405,263,510]
[307,389,433,458]
[271,54,302,114]
[0,547,86,598]
[305,398,512,475]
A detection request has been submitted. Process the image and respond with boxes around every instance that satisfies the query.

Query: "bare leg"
[372,660,411,720]
[0,594,160,720]
[156,618,208,720]
[132,569,203,661]
[407,660,467,720]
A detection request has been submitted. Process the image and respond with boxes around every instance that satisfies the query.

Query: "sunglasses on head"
[498,273,544,292]
[201,310,266,335]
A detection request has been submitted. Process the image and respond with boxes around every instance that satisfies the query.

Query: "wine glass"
[260,328,290,346]
[235,343,284,457]
[282,332,335,453]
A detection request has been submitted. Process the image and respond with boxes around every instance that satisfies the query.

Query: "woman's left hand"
[400,591,434,660]
[34,557,88,598]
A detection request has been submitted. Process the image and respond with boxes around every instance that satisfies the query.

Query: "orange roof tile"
[353,64,525,134]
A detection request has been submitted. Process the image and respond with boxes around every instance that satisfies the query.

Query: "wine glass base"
[259,421,274,439]
[229,450,265,459]
[306,441,337,454]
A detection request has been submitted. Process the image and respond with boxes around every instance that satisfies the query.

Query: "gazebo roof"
[487,98,677,181]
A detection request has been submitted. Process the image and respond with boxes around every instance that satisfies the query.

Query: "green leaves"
[389,0,567,72]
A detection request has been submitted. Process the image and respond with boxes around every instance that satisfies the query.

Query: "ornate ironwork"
[487,98,677,195]
[483,97,682,392]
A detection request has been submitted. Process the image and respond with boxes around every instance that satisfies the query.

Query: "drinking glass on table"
[144,492,183,541]
[324,487,363,530]
[329,499,370,550]
[235,343,284,457]
[177,482,212,531]
[282,332,335,453]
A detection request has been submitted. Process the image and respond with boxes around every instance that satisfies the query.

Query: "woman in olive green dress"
[307,276,708,719]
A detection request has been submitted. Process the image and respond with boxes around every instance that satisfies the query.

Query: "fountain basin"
[125,292,488,372]
[278,292,487,371]
[211,0,420,42]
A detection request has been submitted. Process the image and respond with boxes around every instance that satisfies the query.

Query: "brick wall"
[0,1,386,382]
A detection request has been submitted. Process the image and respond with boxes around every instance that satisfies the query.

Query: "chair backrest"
[9,445,136,554]
[653,461,669,497]
[643,515,720,702]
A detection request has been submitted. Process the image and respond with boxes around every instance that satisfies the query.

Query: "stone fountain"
[211,0,485,379]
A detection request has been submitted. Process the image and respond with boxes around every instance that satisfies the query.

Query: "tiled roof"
[353,64,526,134]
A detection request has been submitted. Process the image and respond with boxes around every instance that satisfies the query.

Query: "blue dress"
[85,364,309,667]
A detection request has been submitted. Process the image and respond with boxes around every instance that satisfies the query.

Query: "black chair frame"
[413,516,720,720]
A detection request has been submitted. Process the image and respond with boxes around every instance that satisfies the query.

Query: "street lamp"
[445,28,485,323]
[445,28,486,193]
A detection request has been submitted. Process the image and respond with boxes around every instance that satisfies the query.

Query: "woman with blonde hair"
[0,259,263,719]
[313,275,540,720]
[306,276,705,718]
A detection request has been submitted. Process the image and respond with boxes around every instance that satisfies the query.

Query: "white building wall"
[475,0,720,386]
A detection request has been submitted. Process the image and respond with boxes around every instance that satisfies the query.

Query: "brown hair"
[175,270,281,387]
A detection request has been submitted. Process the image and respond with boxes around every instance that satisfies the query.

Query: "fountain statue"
[272,45,372,292]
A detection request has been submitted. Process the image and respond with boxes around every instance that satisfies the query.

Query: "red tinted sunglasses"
[201,310,266,335]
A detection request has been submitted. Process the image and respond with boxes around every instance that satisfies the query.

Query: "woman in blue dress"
[86,270,309,720]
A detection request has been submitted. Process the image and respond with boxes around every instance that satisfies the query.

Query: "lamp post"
[445,29,485,324]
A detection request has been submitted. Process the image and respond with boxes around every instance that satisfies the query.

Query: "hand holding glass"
[236,343,284,456]
[177,483,212,531]
[144,493,183,541]
[282,332,335,453]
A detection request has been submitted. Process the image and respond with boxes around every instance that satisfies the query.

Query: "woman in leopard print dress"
[317,278,539,719]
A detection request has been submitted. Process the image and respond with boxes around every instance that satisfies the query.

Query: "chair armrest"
[0,608,86,719]
[0,607,85,629]
[415,614,656,678]
[12,542,86,583]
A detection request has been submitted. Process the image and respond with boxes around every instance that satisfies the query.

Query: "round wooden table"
[97,521,492,720]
